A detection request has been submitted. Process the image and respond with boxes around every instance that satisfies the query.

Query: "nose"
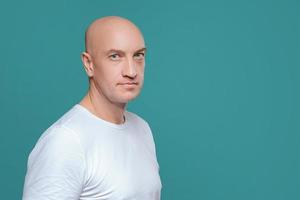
[122,57,137,78]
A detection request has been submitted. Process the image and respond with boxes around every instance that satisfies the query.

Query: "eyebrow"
[135,47,147,53]
[105,47,147,55]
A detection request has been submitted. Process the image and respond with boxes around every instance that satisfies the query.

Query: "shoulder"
[28,124,84,167]
[126,111,150,128]
[23,125,86,199]
[34,105,86,146]
[35,124,81,148]
[125,111,154,137]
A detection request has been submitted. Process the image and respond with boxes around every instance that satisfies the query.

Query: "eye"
[134,52,145,60]
[109,53,121,61]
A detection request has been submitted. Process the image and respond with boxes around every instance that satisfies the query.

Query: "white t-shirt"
[22,104,162,200]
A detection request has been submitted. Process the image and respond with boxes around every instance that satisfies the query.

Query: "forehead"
[95,25,145,53]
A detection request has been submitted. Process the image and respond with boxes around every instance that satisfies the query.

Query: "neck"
[79,81,126,125]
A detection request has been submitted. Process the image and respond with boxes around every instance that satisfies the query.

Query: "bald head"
[84,16,145,55]
[80,16,146,106]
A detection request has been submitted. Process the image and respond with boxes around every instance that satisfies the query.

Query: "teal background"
[0,0,299,199]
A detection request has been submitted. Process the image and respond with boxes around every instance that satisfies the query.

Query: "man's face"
[89,26,146,105]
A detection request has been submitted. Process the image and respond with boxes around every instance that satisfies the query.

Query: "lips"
[119,82,138,85]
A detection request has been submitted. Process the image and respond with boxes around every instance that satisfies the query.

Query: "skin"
[79,16,146,124]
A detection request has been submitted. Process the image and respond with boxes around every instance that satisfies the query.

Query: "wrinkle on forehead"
[85,16,144,55]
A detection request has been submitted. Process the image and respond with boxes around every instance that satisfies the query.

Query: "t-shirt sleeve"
[22,125,86,200]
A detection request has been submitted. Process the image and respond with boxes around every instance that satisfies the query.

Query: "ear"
[81,52,94,77]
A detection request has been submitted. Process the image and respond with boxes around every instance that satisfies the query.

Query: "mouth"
[118,82,138,89]
[119,82,138,85]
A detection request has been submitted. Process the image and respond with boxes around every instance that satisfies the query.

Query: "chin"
[123,95,138,102]
[111,88,141,103]
[121,92,140,102]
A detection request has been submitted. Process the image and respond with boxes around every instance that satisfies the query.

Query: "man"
[22,16,162,200]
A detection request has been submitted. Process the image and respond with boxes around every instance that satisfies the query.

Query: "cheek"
[137,62,145,75]
[139,72,144,81]
[94,62,121,81]
[139,68,145,82]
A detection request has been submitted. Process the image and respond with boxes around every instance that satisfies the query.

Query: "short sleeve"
[22,125,86,200]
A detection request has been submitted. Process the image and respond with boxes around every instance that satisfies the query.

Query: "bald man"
[22,16,162,200]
